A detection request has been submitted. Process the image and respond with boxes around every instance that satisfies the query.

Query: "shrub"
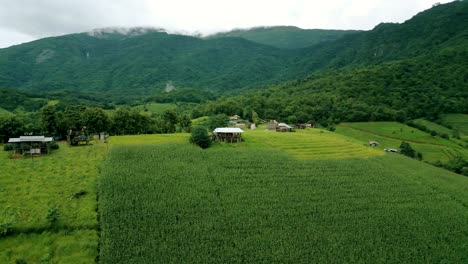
[190,126,211,149]
[400,142,415,158]
[50,141,59,149]
[461,167,468,176]
[416,152,423,161]
[3,144,13,151]
[46,207,60,225]
[0,220,14,237]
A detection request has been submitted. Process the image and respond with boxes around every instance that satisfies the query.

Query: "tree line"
[0,105,191,143]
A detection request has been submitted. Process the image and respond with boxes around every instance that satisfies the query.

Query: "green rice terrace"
[1,128,467,263]
[336,122,468,163]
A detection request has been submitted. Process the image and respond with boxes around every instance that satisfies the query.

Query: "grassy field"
[412,118,453,135]
[99,143,468,263]
[0,141,107,263]
[441,113,468,138]
[131,103,177,114]
[336,122,468,163]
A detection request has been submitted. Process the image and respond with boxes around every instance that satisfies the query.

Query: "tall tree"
[40,105,58,136]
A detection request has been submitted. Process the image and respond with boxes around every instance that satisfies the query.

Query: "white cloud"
[0,0,456,48]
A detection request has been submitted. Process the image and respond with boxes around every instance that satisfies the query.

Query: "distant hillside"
[295,0,468,74]
[206,26,359,49]
[197,46,468,123]
[0,31,296,101]
[0,1,466,105]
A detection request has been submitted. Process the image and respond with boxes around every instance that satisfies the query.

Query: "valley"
[0,1,467,263]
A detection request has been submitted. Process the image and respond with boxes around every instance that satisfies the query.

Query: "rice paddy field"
[240,128,382,159]
[336,122,468,163]
[99,143,468,263]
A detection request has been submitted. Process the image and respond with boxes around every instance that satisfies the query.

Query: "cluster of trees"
[0,105,191,143]
[433,156,468,176]
[399,142,423,161]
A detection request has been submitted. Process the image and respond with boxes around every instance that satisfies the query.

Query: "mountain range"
[0,0,467,119]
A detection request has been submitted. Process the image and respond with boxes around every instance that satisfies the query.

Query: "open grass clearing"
[131,102,177,114]
[0,230,97,264]
[0,140,107,263]
[441,113,468,138]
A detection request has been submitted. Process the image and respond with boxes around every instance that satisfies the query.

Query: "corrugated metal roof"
[278,123,293,129]
[20,136,45,142]
[213,128,244,133]
[8,136,54,143]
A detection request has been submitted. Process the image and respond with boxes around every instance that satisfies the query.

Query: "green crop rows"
[233,128,383,159]
[99,143,468,263]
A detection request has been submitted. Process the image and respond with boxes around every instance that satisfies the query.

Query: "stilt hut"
[8,136,54,155]
[212,128,244,143]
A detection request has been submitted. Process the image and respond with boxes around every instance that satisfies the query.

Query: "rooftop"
[213,128,244,133]
[8,136,53,143]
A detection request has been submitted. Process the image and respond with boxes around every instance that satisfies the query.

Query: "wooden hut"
[276,123,293,132]
[8,136,54,155]
[213,128,244,143]
[267,120,278,131]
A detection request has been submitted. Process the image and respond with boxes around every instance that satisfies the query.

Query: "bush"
[0,220,14,237]
[461,167,468,176]
[400,141,416,158]
[190,126,211,149]
[50,141,59,150]
[416,152,423,161]
[440,133,449,139]
[46,207,60,226]
[3,144,13,151]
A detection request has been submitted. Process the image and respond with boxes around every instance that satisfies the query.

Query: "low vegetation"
[336,122,468,163]
[0,141,107,263]
[99,143,468,263]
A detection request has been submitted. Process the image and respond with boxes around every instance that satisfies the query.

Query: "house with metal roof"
[8,136,54,155]
[212,128,244,143]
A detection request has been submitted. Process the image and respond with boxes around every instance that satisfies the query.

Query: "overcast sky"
[0,0,454,48]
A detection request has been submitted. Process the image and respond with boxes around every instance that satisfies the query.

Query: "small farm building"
[267,120,278,130]
[277,123,293,132]
[213,127,244,143]
[8,136,54,155]
[368,141,379,147]
[268,121,294,132]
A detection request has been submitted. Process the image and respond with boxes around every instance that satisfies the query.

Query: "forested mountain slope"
[293,0,468,75]
[0,1,466,105]
[206,26,359,49]
[0,31,296,101]
[196,46,468,123]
